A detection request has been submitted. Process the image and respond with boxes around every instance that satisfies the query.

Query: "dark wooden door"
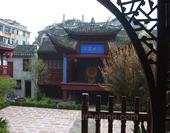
[25,81,31,97]
[8,62,13,77]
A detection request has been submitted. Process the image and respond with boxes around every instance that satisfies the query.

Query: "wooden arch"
[97,0,168,132]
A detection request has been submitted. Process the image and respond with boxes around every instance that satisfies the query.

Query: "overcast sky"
[0,0,157,44]
[0,0,116,43]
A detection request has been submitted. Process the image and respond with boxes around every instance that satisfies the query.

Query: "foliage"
[26,57,50,98]
[71,27,119,33]
[99,44,152,108]
[100,105,146,112]
[26,97,51,104]
[57,35,75,47]
[0,77,16,102]
[0,117,9,133]
[8,101,81,110]
[0,102,10,109]
[35,91,43,101]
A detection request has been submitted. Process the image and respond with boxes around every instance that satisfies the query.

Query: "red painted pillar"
[116,95,121,105]
[63,90,67,104]
[1,54,3,66]
[0,54,3,75]
[72,91,76,104]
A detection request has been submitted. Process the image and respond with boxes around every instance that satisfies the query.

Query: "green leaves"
[26,57,50,94]
[0,77,17,102]
[0,117,9,133]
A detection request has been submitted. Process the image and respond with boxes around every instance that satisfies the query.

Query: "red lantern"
[9,52,13,58]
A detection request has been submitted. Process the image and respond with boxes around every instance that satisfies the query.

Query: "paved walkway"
[0,106,135,133]
[0,106,79,133]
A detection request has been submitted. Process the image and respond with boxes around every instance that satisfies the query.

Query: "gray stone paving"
[0,106,135,133]
[0,106,79,133]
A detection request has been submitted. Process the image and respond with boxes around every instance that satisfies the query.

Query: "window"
[12,39,14,45]
[16,80,21,89]
[4,37,7,43]
[23,59,30,71]
[45,59,62,70]
[23,31,25,37]
[16,40,18,44]
[23,41,25,45]
[0,25,2,31]
[57,60,61,69]
[53,60,56,69]
[4,26,10,33]
[48,60,52,69]
[17,30,18,35]
[12,29,15,34]
[4,37,10,44]
[0,36,3,42]
[27,33,30,37]
[8,38,10,44]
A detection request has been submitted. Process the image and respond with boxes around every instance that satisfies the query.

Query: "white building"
[0,18,31,45]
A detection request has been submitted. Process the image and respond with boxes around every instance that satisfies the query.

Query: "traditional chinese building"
[0,42,14,77]
[34,16,134,104]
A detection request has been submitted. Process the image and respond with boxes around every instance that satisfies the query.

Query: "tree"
[0,77,17,102]
[99,44,151,108]
[27,57,50,99]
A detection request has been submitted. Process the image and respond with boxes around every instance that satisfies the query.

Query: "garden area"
[0,42,154,132]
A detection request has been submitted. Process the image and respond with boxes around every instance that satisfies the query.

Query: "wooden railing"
[0,65,10,76]
[82,93,151,133]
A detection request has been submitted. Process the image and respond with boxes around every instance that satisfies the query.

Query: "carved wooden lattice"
[97,0,168,132]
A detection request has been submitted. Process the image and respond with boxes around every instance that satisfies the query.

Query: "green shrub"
[39,97,50,104]
[50,104,57,109]
[68,105,76,110]
[57,104,82,110]
[100,105,109,110]
[9,102,15,105]
[126,106,131,111]
[36,91,43,101]
[13,101,22,106]
[0,102,10,109]
[26,97,51,104]
[35,103,44,108]
[22,102,36,107]
[58,104,67,109]
[76,104,82,110]
[114,106,121,111]
[0,105,3,109]
[0,117,9,133]
[26,98,36,103]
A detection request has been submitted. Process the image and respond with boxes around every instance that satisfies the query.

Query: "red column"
[0,54,3,75]
[1,54,3,66]
[63,90,67,104]
[116,95,121,105]
[72,91,76,104]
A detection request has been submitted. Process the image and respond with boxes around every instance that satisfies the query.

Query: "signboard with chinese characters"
[80,44,105,54]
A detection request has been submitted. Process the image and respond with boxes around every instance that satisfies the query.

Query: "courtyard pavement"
[0,106,135,133]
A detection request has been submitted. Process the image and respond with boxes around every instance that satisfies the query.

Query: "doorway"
[25,81,31,97]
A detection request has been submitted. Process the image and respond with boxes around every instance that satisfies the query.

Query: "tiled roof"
[0,42,15,49]
[35,17,145,53]
[12,45,34,56]
[38,38,57,53]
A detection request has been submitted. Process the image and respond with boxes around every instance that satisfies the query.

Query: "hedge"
[0,101,146,112]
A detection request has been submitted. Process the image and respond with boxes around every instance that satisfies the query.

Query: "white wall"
[8,57,35,97]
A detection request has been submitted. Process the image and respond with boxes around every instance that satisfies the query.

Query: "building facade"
[7,45,35,98]
[33,16,137,104]
[0,18,31,45]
